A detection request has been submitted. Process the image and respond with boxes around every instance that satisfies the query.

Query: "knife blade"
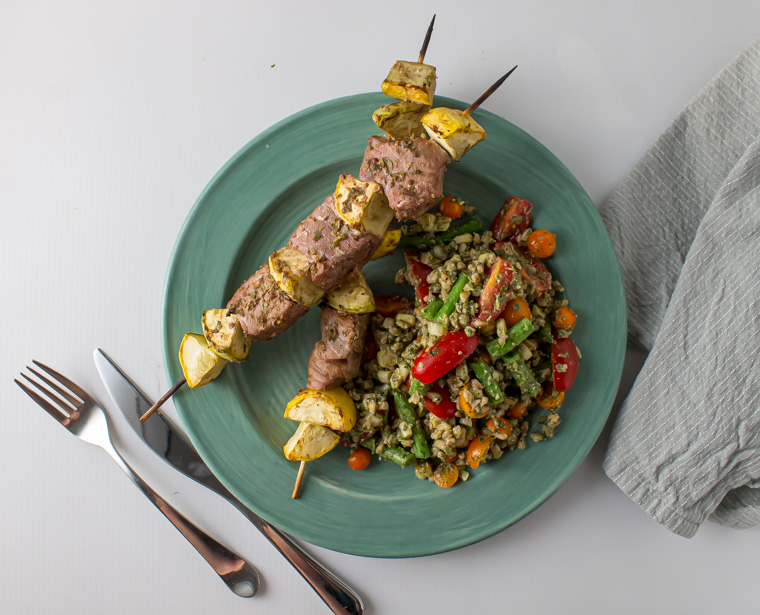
[93,349,363,615]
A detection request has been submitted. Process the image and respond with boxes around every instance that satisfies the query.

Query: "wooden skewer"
[292,460,307,499]
[140,377,186,422]
[463,65,518,116]
[417,14,436,63]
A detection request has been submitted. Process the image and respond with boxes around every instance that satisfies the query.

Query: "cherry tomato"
[527,229,556,258]
[422,383,458,419]
[552,336,579,392]
[553,307,577,330]
[432,462,459,488]
[508,402,528,418]
[412,331,481,385]
[439,195,464,219]
[485,416,513,438]
[514,246,552,296]
[502,298,531,327]
[477,257,516,321]
[375,295,414,317]
[490,197,533,241]
[536,386,565,409]
[467,435,494,469]
[405,253,433,305]
[347,448,371,470]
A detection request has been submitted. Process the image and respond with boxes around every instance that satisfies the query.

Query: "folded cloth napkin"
[600,39,760,537]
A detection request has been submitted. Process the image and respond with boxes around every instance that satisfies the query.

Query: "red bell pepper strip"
[421,383,458,419]
[375,295,414,317]
[477,257,516,321]
[412,331,480,385]
[405,253,433,305]
[552,336,579,391]
[490,197,532,241]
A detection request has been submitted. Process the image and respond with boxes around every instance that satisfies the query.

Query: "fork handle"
[103,442,260,597]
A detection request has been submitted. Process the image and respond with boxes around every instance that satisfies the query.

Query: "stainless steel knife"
[93,349,363,615]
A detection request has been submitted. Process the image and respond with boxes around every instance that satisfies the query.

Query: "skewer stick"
[463,65,518,116]
[292,461,307,499]
[417,14,436,63]
[140,377,186,422]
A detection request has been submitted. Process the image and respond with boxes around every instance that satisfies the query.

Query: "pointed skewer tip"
[464,65,518,116]
[139,377,186,422]
[417,14,437,64]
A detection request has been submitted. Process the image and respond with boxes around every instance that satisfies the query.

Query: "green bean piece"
[409,377,431,399]
[359,438,377,454]
[503,352,543,397]
[392,389,432,459]
[486,317,536,360]
[381,447,416,468]
[434,273,470,323]
[419,298,444,320]
[398,219,484,248]
[539,323,556,344]
[471,358,505,406]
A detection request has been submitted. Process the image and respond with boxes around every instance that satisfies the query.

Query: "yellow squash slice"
[326,272,375,314]
[268,247,324,306]
[334,174,394,238]
[421,107,486,161]
[370,228,402,260]
[284,387,357,432]
[372,101,429,139]
[381,61,437,106]
[179,333,228,388]
[201,309,251,362]
[283,422,340,461]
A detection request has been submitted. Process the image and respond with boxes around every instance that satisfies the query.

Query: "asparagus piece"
[503,352,542,397]
[471,357,505,405]
[539,322,556,344]
[486,317,536,360]
[360,439,416,468]
[408,376,430,400]
[419,298,444,320]
[392,389,431,459]
[398,219,484,248]
[434,273,470,323]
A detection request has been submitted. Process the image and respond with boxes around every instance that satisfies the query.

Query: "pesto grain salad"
[339,195,581,487]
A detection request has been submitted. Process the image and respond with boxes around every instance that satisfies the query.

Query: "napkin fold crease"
[601,39,760,537]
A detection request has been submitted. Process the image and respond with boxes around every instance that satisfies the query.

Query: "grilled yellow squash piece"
[381,61,437,106]
[372,101,429,139]
[370,229,402,260]
[334,174,394,237]
[284,387,357,431]
[421,107,486,161]
[179,333,228,388]
[283,422,340,461]
[326,272,375,314]
[268,247,324,306]
[201,309,251,362]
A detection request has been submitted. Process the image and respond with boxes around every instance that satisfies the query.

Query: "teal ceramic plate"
[163,93,626,558]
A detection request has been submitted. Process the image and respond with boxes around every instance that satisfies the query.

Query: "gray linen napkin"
[600,39,760,537]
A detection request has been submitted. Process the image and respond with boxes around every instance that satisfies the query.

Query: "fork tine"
[20,373,77,416]
[15,379,71,426]
[32,360,88,401]
[27,366,82,408]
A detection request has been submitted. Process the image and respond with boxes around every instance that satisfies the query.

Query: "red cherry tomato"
[375,295,414,317]
[477,257,516,321]
[552,336,579,392]
[515,246,552,296]
[490,197,533,241]
[405,253,433,305]
[412,331,480,385]
[421,383,458,419]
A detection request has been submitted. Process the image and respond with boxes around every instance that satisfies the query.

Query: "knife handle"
[252,516,363,615]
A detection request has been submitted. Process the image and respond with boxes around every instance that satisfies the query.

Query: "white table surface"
[3,2,759,613]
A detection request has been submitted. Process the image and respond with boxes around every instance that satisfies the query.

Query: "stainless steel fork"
[15,360,260,597]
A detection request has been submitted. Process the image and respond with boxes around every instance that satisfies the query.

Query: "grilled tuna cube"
[334,173,394,237]
[179,333,228,388]
[268,247,324,306]
[284,387,357,431]
[202,309,251,362]
[283,422,340,461]
[421,107,486,161]
[381,61,437,106]
[372,101,429,139]
[307,309,371,390]
[326,272,375,313]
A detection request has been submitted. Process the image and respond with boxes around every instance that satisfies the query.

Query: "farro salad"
[340,195,581,487]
